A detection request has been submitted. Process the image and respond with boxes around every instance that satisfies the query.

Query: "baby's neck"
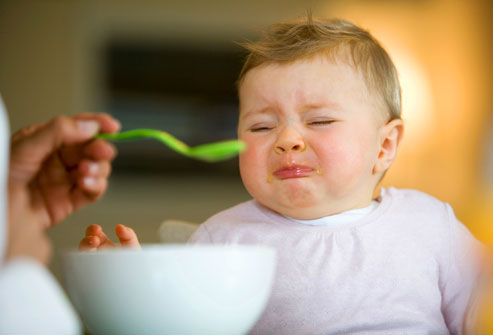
[279,196,376,221]
[284,200,379,226]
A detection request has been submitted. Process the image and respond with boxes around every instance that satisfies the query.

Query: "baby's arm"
[79,224,141,251]
[462,250,493,334]
[186,222,213,244]
[440,206,484,334]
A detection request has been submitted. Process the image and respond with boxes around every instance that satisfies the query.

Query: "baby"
[80,16,483,334]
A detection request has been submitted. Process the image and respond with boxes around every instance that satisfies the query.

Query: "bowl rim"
[63,244,277,257]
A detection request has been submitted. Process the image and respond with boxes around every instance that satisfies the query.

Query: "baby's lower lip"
[273,167,314,179]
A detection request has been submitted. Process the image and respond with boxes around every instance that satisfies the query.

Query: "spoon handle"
[95,129,245,162]
[96,129,189,155]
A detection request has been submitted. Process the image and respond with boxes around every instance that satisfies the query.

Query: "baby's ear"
[373,119,404,174]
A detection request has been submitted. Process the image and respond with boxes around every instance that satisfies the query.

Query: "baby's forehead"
[241,55,366,91]
[239,58,368,101]
[238,58,389,121]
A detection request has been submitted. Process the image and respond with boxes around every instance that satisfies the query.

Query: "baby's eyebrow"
[239,107,272,121]
[303,101,342,111]
[240,101,343,121]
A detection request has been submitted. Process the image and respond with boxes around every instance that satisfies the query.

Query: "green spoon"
[96,129,246,163]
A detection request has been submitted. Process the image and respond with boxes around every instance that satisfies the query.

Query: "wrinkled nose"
[274,127,306,154]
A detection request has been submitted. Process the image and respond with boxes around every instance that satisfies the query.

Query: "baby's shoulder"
[383,187,451,214]
[379,188,470,257]
[195,200,271,243]
[381,187,457,234]
[201,199,262,227]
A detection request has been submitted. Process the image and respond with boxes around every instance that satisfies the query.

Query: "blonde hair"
[237,15,402,120]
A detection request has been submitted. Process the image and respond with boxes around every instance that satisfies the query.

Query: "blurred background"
[0,0,491,282]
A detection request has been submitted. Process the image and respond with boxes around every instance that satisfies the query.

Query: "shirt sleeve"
[187,223,214,244]
[440,204,484,335]
[0,258,82,334]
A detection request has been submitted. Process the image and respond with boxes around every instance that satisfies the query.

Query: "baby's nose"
[274,127,306,154]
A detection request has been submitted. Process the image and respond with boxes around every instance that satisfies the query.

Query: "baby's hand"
[79,224,141,251]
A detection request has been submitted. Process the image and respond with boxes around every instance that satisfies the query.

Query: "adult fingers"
[11,113,120,147]
[10,114,120,182]
[36,153,74,226]
[59,139,117,169]
[83,139,117,161]
[78,160,112,179]
[68,160,111,198]
[57,113,119,167]
[70,178,108,212]
[11,122,46,144]
[10,116,99,183]
[115,224,141,248]
[74,113,120,134]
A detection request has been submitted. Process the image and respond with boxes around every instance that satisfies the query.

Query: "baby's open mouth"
[273,165,314,179]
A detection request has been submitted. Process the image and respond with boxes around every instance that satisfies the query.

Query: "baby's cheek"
[239,141,259,171]
[318,140,368,186]
[239,143,267,186]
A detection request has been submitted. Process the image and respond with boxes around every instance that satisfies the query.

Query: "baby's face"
[238,57,389,219]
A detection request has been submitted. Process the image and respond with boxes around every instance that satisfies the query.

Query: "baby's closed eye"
[250,123,275,132]
[306,119,336,126]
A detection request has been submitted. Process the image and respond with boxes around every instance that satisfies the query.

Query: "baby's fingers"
[79,235,100,251]
[82,224,115,250]
[115,224,141,248]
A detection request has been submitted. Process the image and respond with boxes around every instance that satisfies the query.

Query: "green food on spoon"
[96,129,246,163]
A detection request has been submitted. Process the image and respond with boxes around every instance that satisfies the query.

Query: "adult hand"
[6,113,120,263]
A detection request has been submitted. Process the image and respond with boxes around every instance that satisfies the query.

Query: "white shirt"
[189,188,482,335]
[0,95,81,334]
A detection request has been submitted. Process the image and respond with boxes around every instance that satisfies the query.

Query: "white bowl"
[63,244,276,335]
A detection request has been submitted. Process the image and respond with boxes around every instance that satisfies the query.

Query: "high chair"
[158,219,199,244]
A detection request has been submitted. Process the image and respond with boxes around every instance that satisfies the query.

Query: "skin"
[79,54,403,248]
[79,224,140,251]
[238,56,403,220]
[7,113,121,263]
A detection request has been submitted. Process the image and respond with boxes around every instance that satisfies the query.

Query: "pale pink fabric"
[188,187,482,335]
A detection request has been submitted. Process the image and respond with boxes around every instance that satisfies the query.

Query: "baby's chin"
[261,192,329,219]
[273,203,328,220]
